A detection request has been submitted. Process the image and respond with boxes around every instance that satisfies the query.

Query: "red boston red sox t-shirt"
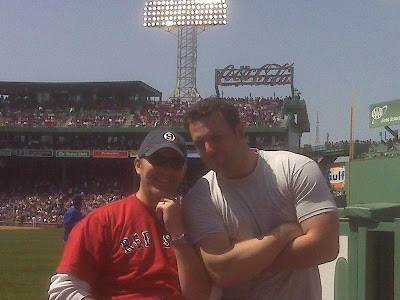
[57,194,183,300]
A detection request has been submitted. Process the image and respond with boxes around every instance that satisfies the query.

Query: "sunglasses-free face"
[146,153,186,169]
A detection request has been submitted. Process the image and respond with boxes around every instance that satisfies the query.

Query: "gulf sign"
[328,163,345,189]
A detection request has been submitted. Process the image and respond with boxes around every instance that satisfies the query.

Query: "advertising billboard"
[93,150,129,159]
[370,98,400,128]
[16,149,53,158]
[56,150,90,158]
[328,163,345,189]
[0,149,12,157]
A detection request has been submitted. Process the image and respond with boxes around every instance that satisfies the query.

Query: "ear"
[134,158,142,176]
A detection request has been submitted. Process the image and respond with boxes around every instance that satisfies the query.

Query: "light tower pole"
[316,111,320,146]
[143,0,227,102]
[171,26,200,101]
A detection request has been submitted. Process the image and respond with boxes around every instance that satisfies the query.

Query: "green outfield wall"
[348,156,400,205]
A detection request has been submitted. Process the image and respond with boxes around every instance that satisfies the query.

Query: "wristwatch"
[171,232,188,246]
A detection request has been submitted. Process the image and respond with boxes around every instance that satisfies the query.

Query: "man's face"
[74,201,82,210]
[135,148,186,199]
[188,111,244,175]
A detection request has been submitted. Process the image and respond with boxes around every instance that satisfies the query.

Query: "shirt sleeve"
[48,273,91,300]
[57,212,109,286]
[64,209,84,230]
[63,209,73,229]
[183,176,227,245]
[290,160,337,223]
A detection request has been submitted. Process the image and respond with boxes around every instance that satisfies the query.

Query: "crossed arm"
[196,211,339,288]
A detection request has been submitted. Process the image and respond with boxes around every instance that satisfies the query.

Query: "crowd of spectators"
[0,94,132,128]
[321,138,400,159]
[1,107,69,128]
[0,94,132,112]
[0,172,198,226]
[68,112,127,128]
[0,177,130,225]
[130,96,285,128]
[229,96,285,127]
[2,94,289,129]
[130,99,189,127]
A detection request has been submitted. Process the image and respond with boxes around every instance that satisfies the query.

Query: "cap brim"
[143,144,186,160]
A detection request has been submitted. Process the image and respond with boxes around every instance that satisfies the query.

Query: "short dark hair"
[184,98,240,132]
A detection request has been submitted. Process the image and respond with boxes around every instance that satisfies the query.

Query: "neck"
[136,188,160,210]
[221,147,259,179]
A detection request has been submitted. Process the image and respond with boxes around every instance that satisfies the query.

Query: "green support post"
[357,226,368,300]
[394,219,400,300]
[347,229,359,300]
[334,257,348,300]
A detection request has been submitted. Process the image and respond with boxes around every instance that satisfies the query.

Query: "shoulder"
[258,150,316,172]
[183,171,218,211]
[259,150,313,164]
[81,195,133,224]
[187,170,216,195]
[65,206,75,217]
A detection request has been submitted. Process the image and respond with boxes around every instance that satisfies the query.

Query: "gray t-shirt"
[183,150,337,300]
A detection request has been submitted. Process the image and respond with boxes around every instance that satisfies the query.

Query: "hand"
[270,221,304,244]
[156,198,185,240]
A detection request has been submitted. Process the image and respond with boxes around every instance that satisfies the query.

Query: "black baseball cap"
[138,129,187,160]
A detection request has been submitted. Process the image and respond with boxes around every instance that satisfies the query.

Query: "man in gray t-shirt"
[183,98,339,300]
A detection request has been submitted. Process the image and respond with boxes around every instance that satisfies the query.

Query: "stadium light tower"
[143,0,227,102]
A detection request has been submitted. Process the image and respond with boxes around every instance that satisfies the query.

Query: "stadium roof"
[0,81,162,98]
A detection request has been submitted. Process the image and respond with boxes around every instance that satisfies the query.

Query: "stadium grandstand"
[6,77,398,228]
[0,79,310,226]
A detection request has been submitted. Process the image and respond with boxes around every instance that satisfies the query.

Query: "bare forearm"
[268,235,338,272]
[268,216,339,272]
[203,234,290,288]
[174,243,212,300]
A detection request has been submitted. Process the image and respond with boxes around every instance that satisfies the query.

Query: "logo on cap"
[163,132,176,142]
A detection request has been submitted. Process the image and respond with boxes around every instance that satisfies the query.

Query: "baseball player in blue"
[63,192,85,242]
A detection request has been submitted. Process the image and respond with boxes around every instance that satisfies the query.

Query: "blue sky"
[0,1,399,145]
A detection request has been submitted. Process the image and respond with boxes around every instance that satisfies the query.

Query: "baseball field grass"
[0,227,65,300]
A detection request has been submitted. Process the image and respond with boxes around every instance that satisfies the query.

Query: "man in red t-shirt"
[48,129,215,300]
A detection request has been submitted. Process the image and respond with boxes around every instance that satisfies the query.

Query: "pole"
[346,85,355,206]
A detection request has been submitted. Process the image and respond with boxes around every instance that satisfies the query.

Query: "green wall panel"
[348,157,400,205]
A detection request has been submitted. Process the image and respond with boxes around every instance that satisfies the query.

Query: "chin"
[152,187,176,199]
[211,162,229,173]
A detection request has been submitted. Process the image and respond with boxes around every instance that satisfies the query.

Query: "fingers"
[155,202,164,222]
[162,198,174,204]
[163,197,181,207]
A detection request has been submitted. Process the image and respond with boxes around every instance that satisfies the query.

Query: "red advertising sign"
[92,150,129,158]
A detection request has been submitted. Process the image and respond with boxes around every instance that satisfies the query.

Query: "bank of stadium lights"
[143,0,227,102]
[143,0,227,27]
